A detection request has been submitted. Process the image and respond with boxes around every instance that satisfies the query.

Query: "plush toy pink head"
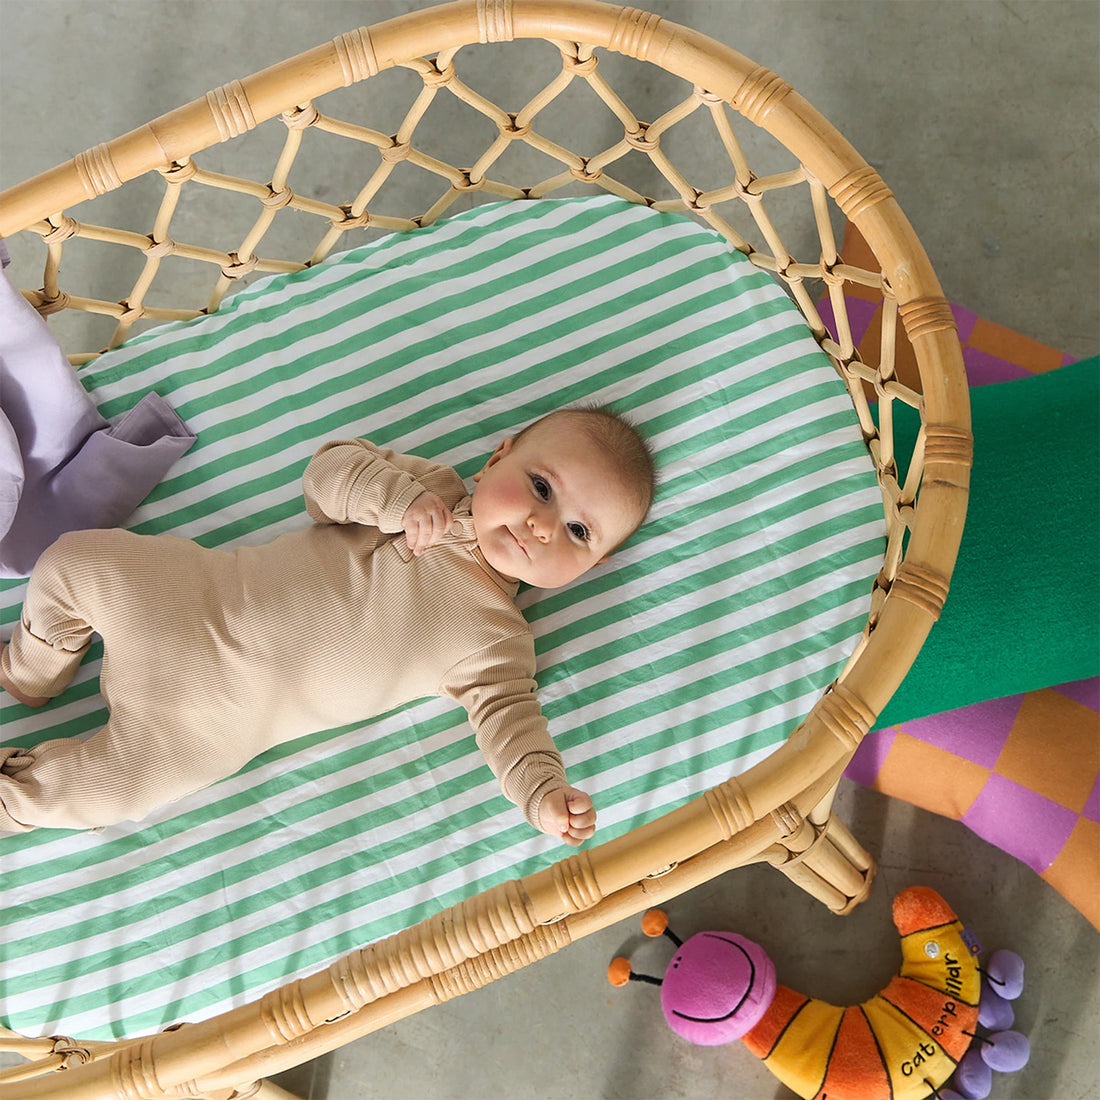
[660,929,777,1045]
[606,908,776,1046]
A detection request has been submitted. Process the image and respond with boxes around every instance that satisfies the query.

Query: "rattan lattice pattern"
[17,33,925,655]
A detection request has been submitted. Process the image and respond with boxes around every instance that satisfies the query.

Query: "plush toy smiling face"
[660,931,777,1046]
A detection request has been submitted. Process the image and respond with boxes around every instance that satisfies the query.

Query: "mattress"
[0,195,885,1040]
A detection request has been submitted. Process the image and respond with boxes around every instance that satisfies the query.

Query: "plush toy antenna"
[607,956,662,987]
[642,907,682,948]
[607,910,683,989]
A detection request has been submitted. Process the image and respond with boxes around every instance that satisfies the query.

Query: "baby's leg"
[0,532,102,705]
[0,712,244,833]
[0,646,48,707]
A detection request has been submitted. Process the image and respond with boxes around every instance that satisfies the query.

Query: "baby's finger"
[435,506,455,545]
[423,505,453,552]
[537,798,568,836]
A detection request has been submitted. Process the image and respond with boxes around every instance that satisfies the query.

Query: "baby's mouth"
[508,528,530,557]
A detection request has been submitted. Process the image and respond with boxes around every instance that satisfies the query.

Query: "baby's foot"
[0,644,49,708]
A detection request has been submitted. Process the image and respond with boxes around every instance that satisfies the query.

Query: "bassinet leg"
[766,792,876,914]
[241,1081,304,1100]
[185,1079,304,1100]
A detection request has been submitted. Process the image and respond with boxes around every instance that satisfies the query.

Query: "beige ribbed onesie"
[0,440,568,833]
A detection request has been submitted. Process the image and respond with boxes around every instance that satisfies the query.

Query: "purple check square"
[951,303,978,342]
[962,774,1078,874]
[1084,773,1100,825]
[899,694,1023,768]
[816,296,879,348]
[963,346,1033,388]
[1054,677,1100,711]
[844,728,898,786]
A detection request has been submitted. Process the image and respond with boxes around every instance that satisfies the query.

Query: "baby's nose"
[527,509,553,541]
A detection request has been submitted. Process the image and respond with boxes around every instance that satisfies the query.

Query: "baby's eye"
[531,476,550,500]
[568,522,589,542]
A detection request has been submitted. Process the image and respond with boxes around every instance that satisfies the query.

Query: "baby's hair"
[515,404,656,538]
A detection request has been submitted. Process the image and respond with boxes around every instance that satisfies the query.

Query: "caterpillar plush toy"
[608,886,1029,1100]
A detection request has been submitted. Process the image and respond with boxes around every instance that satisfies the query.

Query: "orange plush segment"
[893,886,959,937]
[762,996,844,1099]
[880,975,978,1061]
[812,1006,892,1100]
[742,984,810,1058]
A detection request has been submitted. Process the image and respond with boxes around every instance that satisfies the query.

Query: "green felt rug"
[878,355,1100,727]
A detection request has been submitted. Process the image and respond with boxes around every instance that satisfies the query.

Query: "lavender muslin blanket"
[0,246,196,577]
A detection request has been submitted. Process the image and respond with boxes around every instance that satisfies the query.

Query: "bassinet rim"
[0,3,970,1097]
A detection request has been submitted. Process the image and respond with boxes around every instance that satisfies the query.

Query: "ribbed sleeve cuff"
[3,622,88,697]
[513,757,570,831]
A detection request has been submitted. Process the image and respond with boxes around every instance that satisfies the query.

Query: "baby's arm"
[302,439,465,532]
[442,634,597,845]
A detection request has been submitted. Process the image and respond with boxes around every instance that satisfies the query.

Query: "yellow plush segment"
[863,994,960,1098]
[898,922,980,1007]
[763,997,843,1098]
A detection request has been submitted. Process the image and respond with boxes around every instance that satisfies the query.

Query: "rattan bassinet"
[0,2,970,1097]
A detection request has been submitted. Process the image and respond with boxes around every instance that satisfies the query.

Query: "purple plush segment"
[978,985,1015,1030]
[962,778,1079,873]
[954,1049,993,1099]
[980,1030,1030,1073]
[984,950,1025,1000]
[899,694,1023,767]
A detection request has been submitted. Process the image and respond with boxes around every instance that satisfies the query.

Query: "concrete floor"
[1,2,1097,1098]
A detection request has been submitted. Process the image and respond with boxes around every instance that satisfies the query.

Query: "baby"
[0,407,655,845]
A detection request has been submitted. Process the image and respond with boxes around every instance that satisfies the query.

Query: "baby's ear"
[472,437,513,483]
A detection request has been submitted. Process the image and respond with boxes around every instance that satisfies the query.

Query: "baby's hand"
[402,491,455,557]
[538,787,597,847]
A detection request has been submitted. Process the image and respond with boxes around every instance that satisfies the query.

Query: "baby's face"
[471,423,640,589]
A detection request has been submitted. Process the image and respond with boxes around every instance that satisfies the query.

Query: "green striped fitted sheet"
[0,195,884,1040]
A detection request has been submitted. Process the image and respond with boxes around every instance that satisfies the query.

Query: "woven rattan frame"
[0,3,971,1097]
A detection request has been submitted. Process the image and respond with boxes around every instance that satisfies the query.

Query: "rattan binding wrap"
[0,2,970,1097]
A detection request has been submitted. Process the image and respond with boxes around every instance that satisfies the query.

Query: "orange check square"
[995,689,1100,812]
[875,732,990,819]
